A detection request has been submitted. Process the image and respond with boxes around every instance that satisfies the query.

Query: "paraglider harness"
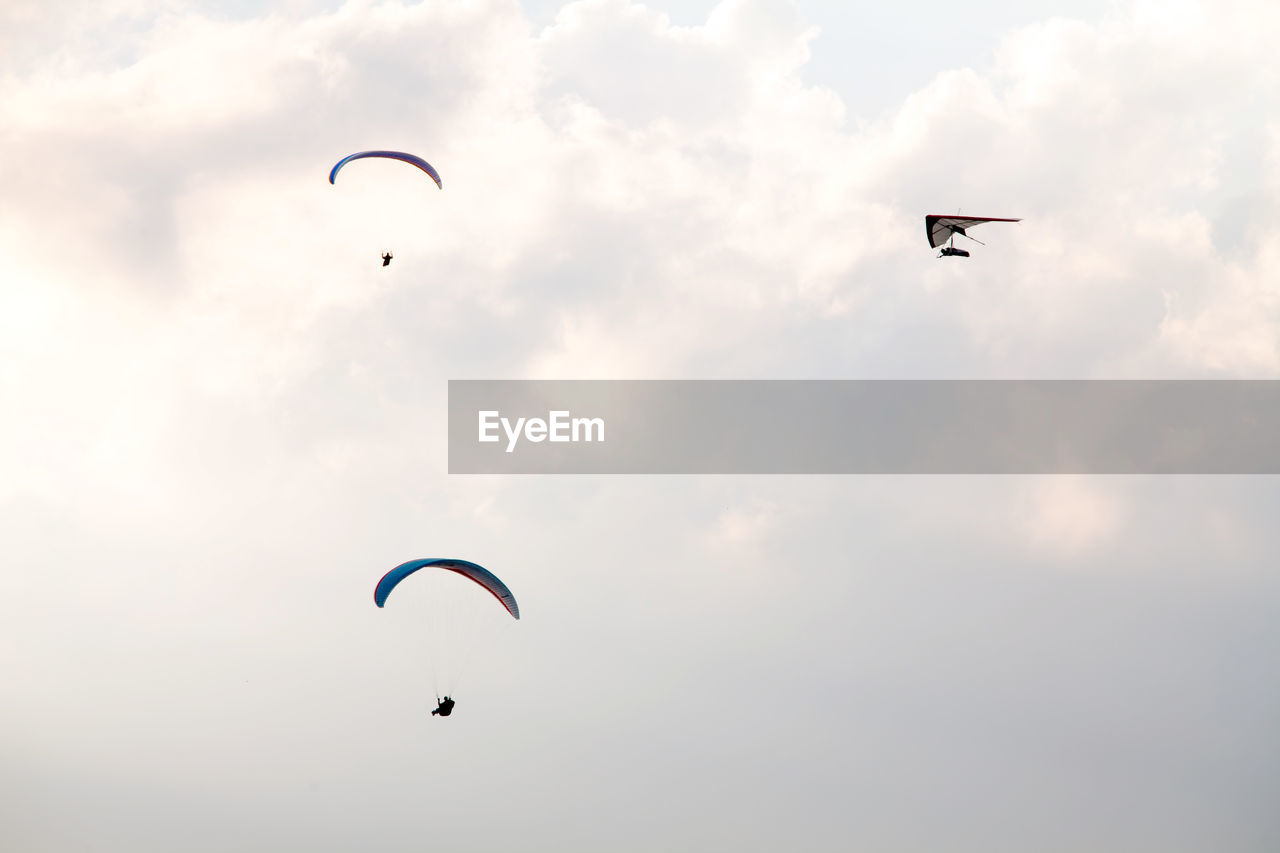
[432,696,455,717]
[382,252,393,267]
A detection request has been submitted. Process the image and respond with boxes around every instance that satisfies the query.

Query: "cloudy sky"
[3,0,1279,850]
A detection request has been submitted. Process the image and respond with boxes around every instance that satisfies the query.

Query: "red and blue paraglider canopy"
[374,558,519,619]
[329,151,442,189]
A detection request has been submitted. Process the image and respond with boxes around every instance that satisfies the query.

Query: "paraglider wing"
[374,558,519,619]
[925,215,1020,248]
[329,151,442,189]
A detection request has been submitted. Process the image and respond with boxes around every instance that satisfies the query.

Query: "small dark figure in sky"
[382,252,393,267]
[432,696,455,717]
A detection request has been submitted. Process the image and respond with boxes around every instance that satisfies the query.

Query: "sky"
[2,0,1280,850]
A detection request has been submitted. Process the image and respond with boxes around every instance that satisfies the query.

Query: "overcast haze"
[3,1,1280,850]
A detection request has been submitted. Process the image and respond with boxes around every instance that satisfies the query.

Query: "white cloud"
[5,2,1280,850]
[1018,475,1126,557]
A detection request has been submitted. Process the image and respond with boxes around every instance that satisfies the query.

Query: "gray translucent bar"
[448,380,1280,474]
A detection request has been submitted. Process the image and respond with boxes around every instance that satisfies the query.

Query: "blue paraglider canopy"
[374,558,519,619]
[329,151,442,189]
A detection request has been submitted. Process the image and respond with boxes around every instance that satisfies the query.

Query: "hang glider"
[926,215,1020,258]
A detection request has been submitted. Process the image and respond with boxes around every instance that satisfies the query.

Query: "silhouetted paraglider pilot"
[382,252,393,267]
[432,696,455,717]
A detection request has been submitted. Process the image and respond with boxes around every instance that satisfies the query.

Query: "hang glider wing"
[925,215,1021,248]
